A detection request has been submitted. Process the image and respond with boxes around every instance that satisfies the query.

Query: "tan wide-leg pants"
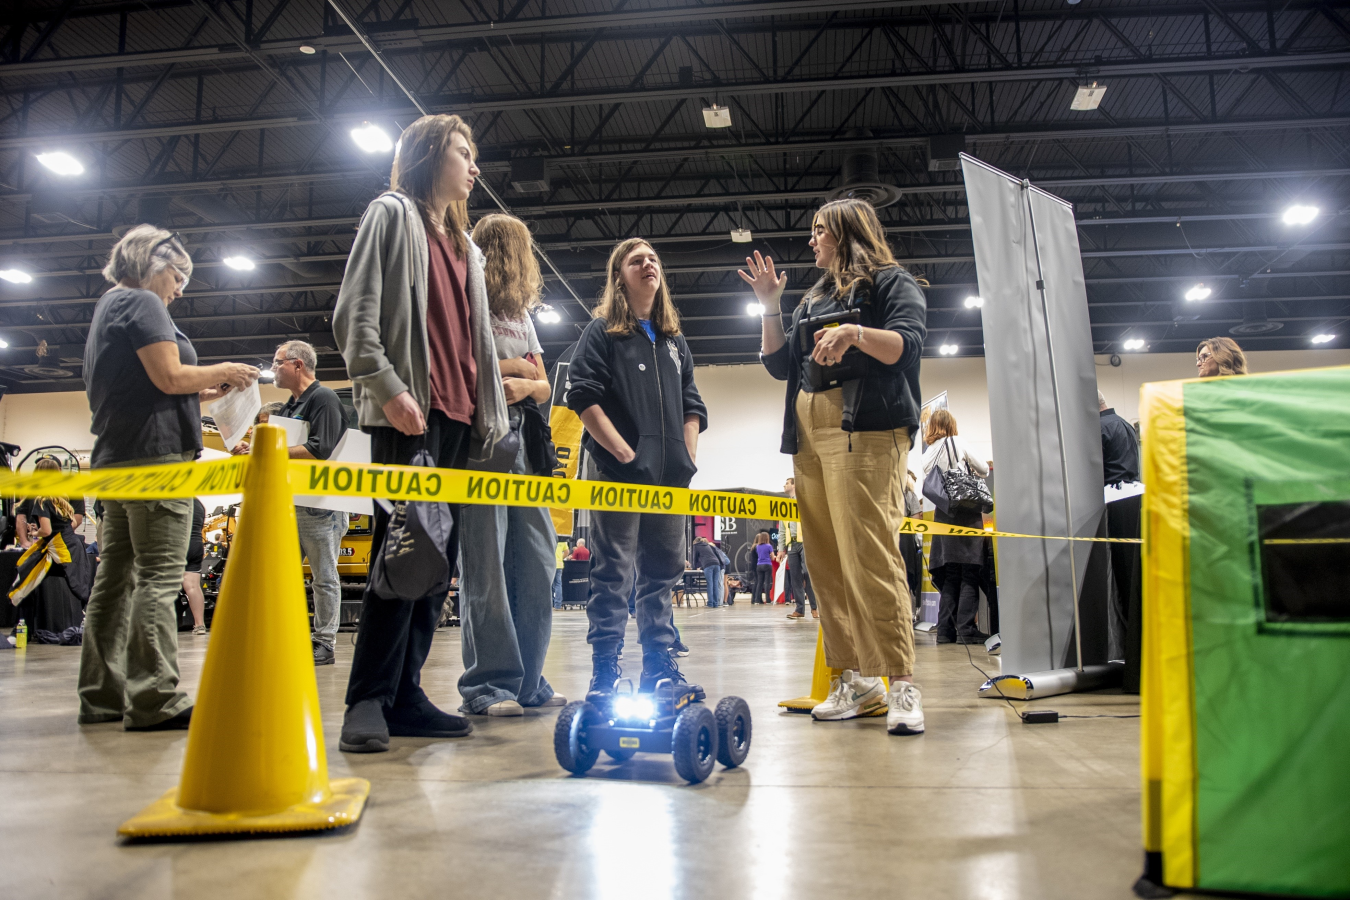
[793,389,916,678]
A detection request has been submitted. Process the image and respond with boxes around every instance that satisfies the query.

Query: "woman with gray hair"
[77,225,258,731]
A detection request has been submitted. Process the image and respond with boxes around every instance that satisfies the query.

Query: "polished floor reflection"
[1,604,1154,900]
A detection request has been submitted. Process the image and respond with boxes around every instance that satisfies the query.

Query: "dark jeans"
[938,562,982,639]
[752,564,773,603]
[1107,494,1143,693]
[587,509,683,657]
[786,548,817,613]
[345,412,470,711]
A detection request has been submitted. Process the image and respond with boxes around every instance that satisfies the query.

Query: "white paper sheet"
[269,414,310,448]
[294,429,374,515]
[1104,480,1145,504]
[209,382,262,450]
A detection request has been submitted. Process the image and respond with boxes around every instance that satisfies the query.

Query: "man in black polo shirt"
[272,340,349,665]
[1099,390,1142,693]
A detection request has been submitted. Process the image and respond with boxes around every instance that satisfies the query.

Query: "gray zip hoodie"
[333,191,507,459]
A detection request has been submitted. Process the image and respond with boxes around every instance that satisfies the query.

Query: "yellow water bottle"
[14,618,27,650]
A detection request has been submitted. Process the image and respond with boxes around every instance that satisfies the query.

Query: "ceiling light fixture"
[702,105,732,128]
[1310,333,1335,344]
[1281,204,1319,226]
[746,302,766,316]
[35,151,85,176]
[1070,81,1106,111]
[298,44,317,54]
[0,269,33,284]
[730,228,753,243]
[223,256,255,271]
[1122,338,1146,351]
[537,306,562,325]
[350,123,393,153]
[938,343,958,355]
[1184,283,1212,302]
[0,338,8,349]
[963,295,984,309]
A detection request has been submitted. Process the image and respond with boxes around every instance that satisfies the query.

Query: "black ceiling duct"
[826,147,901,208]
[1231,301,1284,336]
[928,134,967,172]
[509,157,550,194]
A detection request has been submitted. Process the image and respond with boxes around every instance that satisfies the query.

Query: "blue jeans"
[297,506,349,650]
[703,565,724,607]
[552,568,563,609]
[458,444,558,713]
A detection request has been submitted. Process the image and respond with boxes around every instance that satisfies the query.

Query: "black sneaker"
[640,650,705,701]
[125,706,193,731]
[340,699,390,753]
[385,698,473,738]
[588,654,622,700]
[670,640,690,657]
[957,631,992,645]
[313,641,335,666]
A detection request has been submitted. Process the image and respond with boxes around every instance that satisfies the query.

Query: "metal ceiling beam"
[5,49,1349,150]
[14,233,1350,279]
[10,294,1347,336]
[491,168,1350,215]
[3,209,1333,257]
[4,0,1340,77]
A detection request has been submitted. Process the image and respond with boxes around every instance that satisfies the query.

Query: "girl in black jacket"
[567,238,708,699]
[744,198,928,738]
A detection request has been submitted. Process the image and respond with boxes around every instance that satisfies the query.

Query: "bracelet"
[856,324,864,344]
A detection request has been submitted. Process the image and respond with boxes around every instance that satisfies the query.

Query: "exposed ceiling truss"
[0,0,1348,390]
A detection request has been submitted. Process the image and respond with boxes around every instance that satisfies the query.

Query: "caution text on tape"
[0,457,1146,543]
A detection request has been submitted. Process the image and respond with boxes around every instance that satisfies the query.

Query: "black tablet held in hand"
[799,307,866,392]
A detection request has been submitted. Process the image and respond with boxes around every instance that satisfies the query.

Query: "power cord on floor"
[963,640,1029,721]
[963,642,1140,722]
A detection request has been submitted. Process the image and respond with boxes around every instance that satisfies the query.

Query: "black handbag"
[466,406,523,473]
[369,448,455,601]
[924,438,994,515]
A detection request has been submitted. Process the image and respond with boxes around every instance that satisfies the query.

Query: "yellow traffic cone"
[778,627,888,715]
[119,424,369,839]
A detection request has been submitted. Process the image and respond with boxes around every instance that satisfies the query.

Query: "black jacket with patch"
[567,318,708,488]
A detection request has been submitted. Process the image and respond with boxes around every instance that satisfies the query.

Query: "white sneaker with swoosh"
[811,670,886,721]
[887,682,925,735]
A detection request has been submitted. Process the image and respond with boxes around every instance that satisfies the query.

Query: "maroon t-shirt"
[425,230,477,424]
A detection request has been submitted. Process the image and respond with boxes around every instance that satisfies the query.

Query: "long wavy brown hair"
[1196,336,1248,376]
[594,238,682,336]
[390,114,476,258]
[805,198,904,302]
[472,214,543,320]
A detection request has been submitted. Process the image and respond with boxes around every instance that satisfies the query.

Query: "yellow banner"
[546,404,584,536]
[0,457,1146,543]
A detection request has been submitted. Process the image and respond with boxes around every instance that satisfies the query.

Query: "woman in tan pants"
[742,198,928,736]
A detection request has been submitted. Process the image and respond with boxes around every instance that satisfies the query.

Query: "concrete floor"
[2,604,1155,900]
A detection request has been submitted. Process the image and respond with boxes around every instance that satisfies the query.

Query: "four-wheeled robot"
[554,679,752,784]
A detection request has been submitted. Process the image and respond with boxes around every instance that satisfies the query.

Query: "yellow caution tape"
[0,457,248,502]
[897,517,1141,544]
[0,456,1150,543]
